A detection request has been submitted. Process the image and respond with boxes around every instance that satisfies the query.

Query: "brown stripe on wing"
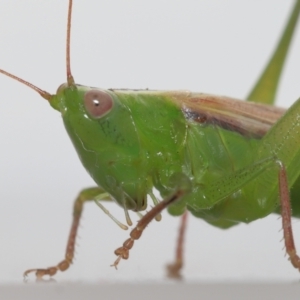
[171,92,286,138]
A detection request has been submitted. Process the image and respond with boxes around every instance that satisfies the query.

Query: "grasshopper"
[0,0,300,282]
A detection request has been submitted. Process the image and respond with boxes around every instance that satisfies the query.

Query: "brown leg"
[166,211,188,280]
[278,162,300,268]
[23,187,108,280]
[111,189,186,269]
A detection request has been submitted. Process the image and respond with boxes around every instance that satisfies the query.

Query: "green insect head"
[0,0,151,214]
[51,83,148,212]
[0,64,151,212]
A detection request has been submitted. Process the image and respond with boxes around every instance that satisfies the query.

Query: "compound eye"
[84,90,113,118]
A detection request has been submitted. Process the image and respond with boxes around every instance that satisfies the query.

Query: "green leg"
[23,187,113,280]
[202,158,300,270]
[199,156,276,208]
[247,0,300,104]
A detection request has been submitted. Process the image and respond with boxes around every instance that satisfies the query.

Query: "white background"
[0,0,300,285]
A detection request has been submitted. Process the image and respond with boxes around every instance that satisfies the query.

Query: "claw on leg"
[24,259,71,280]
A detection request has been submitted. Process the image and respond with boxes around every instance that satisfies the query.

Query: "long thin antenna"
[0,68,52,101]
[66,0,75,86]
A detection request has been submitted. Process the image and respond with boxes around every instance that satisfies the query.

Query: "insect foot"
[111,188,188,269]
[166,261,183,280]
[23,258,72,281]
[111,238,134,269]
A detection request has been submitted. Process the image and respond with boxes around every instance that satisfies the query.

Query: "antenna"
[66,0,75,86]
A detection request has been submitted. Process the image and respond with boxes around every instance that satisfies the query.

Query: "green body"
[1,0,300,281]
[50,83,300,229]
[2,0,300,243]
[36,0,300,232]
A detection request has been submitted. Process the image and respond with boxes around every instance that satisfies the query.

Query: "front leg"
[24,187,113,280]
[111,187,189,269]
